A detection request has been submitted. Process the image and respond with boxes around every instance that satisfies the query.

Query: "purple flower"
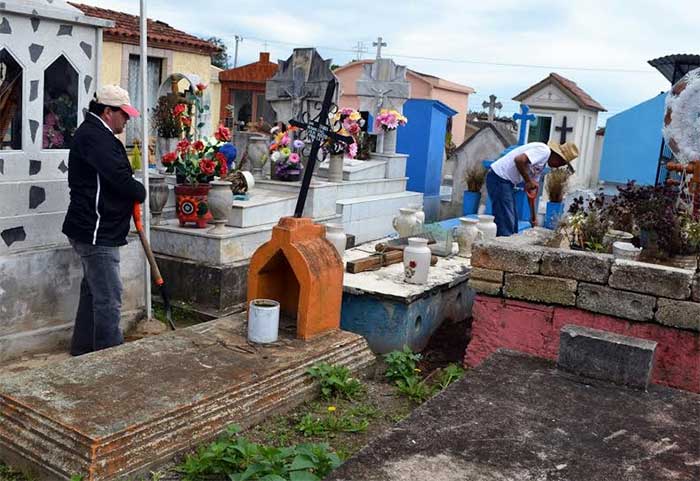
[293,139,305,149]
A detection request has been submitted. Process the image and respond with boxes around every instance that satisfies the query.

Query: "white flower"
[271,151,281,162]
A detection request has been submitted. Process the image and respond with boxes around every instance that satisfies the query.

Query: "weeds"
[177,424,341,481]
[295,406,370,437]
[307,363,363,400]
[435,363,465,390]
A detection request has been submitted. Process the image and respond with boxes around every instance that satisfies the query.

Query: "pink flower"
[289,153,300,164]
[281,134,290,146]
[347,142,358,158]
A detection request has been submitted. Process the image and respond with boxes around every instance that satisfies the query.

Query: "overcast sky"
[78,0,696,126]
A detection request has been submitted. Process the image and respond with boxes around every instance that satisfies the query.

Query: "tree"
[204,36,230,69]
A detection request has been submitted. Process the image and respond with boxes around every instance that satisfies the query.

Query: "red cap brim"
[120,105,140,118]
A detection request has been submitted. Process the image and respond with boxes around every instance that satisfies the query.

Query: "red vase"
[175,184,213,228]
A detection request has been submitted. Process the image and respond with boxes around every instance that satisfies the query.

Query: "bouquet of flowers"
[161,124,237,184]
[269,126,304,180]
[374,109,408,131]
[324,107,363,158]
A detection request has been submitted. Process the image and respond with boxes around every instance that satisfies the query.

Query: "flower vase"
[325,223,346,257]
[207,180,232,233]
[328,154,344,183]
[452,217,482,258]
[248,135,269,178]
[148,174,170,226]
[411,204,425,224]
[477,214,497,240]
[175,183,212,228]
[392,208,422,237]
[383,128,397,154]
[404,238,431,285]
[462,191,481,215]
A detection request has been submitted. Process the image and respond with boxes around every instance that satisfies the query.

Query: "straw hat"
[547,141,579,164]
[96,85,140,117]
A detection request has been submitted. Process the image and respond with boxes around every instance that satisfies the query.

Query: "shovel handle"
[133,203,164,286]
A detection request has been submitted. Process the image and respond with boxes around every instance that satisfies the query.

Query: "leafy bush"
[384,345,422,384]
[307,363,363,400]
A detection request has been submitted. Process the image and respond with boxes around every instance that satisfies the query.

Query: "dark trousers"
[70,239,124,355]
[486,170,518,237]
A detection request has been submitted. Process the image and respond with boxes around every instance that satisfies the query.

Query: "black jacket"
[62,113,146,246]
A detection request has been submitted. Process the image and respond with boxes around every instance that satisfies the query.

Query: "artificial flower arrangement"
[269,125,304,180]
[324,107,362,158]
[374,109,408,131]
[161,124,236,184]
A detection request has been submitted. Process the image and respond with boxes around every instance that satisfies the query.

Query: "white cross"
[373,36,387,60]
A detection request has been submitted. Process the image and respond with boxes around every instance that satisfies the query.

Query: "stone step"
[0,318,376,481]
[336,191,424,224]
[335,177,408,200]
[228,189,297,228]
[317,159,387,181]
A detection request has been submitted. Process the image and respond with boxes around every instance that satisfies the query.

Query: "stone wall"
[465,235,700,392]
[469,239,700,332]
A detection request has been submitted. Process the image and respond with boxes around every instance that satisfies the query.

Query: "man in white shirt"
[486,141,579,236]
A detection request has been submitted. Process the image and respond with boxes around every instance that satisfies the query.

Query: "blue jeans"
[486,170,518,237]
[70,240,124,355]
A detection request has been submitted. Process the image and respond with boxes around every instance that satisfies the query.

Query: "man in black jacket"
[62,85,146,356]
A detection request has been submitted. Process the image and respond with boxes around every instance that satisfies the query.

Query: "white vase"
[148,174,169,226]
[452,217,483,258]
[411,204,425,224]
[241,170,255,192]
[207,180,232,233]
[325,223,346,257]
[383,128,397,154]
[404,238,431,284]
[247,135,269,177]
[477,214,497,240]
[248,299,280,343]
[328,153,344,183]
[612,241,641,260]
[392,207,422,238]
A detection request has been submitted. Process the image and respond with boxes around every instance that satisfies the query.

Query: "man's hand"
[531,217,539,227]
[525,180,538,196]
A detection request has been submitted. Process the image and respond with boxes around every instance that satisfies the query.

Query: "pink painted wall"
[465,295,700,393]
[335,63,470,144]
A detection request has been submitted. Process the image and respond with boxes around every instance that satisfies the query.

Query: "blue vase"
[462,191,481,215]
[545,202,564,229]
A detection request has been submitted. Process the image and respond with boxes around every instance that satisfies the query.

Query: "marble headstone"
[356,58,410,134]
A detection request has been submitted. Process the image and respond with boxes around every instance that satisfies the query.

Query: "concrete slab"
[228,189,297,228]
[317,159,387,181]
[0,315,375,481]
[327,350,700,481]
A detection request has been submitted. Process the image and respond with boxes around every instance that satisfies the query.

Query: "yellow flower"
[414,368,421,373]
[327,406,336,412]
[349,111,361,121]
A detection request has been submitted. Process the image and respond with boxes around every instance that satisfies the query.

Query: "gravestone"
[265,48,337,124]
[356,58,411,135]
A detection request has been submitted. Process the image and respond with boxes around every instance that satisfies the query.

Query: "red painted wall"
[465,295,700,393]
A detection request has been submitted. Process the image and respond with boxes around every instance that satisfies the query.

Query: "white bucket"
[248,299,280,343]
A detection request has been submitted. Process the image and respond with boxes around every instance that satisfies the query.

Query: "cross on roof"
[555,116,573,143]
[482,94,503,122]
[513,104,536,146]
[373,36,387,60]
[289,80,353,217]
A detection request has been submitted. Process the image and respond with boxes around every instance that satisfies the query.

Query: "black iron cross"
[555,116,573,143]
[289,80,353,217]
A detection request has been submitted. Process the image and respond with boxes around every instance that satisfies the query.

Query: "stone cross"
[356,58,410,134]
[482,94,502,122]
[373,36,387,60]
[555,115,573,143]
[513,104,536,146]
[289,80,353,217]
[266,48,337,123]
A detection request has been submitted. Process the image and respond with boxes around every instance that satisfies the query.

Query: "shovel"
[133,202,175,330]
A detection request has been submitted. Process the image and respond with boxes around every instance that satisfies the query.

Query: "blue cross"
[513,104,536,146]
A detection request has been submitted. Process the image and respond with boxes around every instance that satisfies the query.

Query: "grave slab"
[327,350,700,481]
[0,315,375,481]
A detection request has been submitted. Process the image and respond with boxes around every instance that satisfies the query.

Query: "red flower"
[193,140,205,151]
[215,152,227,165]
[214,124,231,142]
[219,161,228,176]
[196,83,207,92]
[409,261,417,268]
[176,139,190,152]
[181,117,192,127]
[173,104,186,116]
[161,151,178,165]
[199,159,216,176]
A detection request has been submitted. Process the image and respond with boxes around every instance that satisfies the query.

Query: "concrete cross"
[481,94,502,122]
[373,36,387,60]
[370,86,393,111]
[555,116,573,143]
[289,80,353,217]
[513,104,536,146]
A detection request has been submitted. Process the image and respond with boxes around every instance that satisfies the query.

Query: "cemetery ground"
[0,315,470,481]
